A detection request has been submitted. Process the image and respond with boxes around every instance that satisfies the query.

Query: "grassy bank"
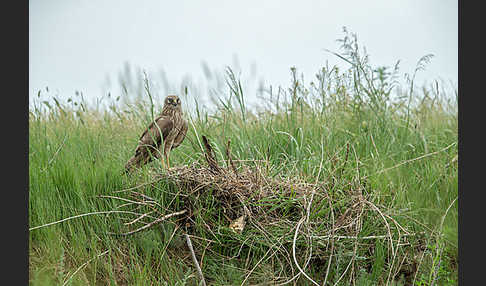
[29,33,457,285]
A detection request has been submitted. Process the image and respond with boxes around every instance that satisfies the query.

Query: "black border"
[5,0,28,284]
[457,0,463,282]
[458,0,481,284]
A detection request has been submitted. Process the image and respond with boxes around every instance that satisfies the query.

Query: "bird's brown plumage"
[125,95,188,173]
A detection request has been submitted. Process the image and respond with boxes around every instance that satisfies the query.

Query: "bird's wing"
[135,115,174,154]
[125,116,173,173]
[171,118,188,149]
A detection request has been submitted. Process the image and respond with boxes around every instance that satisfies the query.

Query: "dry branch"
[113,209,187,236]
[185,233,207,286]
[202,135,221,174]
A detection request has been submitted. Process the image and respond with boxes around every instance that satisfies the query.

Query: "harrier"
[125,95,188,173]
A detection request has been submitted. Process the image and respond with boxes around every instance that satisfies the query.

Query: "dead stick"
[29,210,148,231]
[292,218,319,286]
[42,133,68,172]
[114,209,187,236]
[226,139,238,175]
[185,233,207,286]
[202,135,220,174]
[62,249,110,286]
[365,142,456,179]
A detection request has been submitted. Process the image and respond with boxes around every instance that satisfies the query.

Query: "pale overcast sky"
[29,0,457,105]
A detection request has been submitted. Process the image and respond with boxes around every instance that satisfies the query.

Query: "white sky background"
[29,0,457,109]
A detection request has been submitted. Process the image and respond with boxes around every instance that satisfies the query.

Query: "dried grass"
[102,136,419,284]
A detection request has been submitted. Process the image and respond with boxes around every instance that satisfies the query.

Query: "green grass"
[29,32,457,285]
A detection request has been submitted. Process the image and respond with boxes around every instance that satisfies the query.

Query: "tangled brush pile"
[102,136,419,284]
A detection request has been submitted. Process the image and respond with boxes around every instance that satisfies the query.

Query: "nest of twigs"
[154,136,319,220]
[103,136,420,284]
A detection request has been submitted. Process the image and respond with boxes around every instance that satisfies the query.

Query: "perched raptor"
[125,95,188,173]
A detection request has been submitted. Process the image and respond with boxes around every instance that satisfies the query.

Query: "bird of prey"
[125,95,188,173]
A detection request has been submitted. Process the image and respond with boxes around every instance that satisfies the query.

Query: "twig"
[225,138,239,176]
[185,233,207,286]
[412,236,430,285]
[370,133,380,157]
[364,199,397,285]
[42,133,68,172]
[439,197,458,235]
[323,196,336,286]
[277,232,314,286]
[311,233,417,241]
[97,195,152,206]
[292,217,319,286]
[62,249,110,286]
[365,142,456,179]
[365,200,395,256]
[240,243,277,286]
[124,210,155,226]
[445,154,458,168]
[202,135,221,174]
[29,210,146,231]
[160,225,179,260]
[430,197,457,284]
[114,209,187,236]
